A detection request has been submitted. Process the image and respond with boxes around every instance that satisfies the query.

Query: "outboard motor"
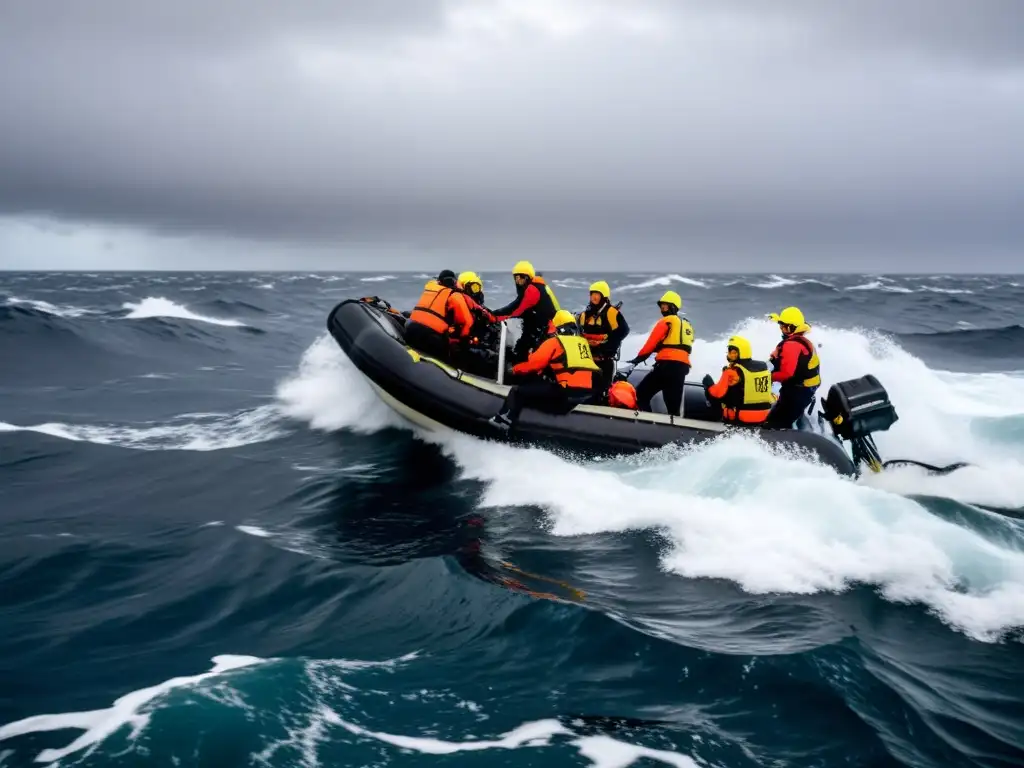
[820,375,899,472]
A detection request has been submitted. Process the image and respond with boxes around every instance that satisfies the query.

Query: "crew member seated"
[492,261,561,364]
[627,290,693,417]
[701,336,772,425]
[405,270,474,362]
[457,271,496,334]
[458,271,488,309]
[488,310,599,431]
[452,271,500,375]
[765,306,821,429]
[576,281,629,397]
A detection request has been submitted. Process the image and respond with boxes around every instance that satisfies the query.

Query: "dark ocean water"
[2,270,1024,768]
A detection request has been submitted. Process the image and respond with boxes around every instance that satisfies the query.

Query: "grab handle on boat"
[497,321,508,386]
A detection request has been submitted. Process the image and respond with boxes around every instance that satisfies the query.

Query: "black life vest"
[519,277,557,334]
[772,334,821,388]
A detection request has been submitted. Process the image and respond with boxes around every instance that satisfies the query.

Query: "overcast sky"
[1,0,1022,271]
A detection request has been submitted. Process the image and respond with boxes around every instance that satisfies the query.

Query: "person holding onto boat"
[576,281,629,397]
[488,310,599,431]
[456,271,497,336]
[626,291,693,416]
[764,306,821,428]
[701,336,773,425]
[451,271,501,374]
[492,261,561,363]
[405,270,475,362]
[457,271,488,309]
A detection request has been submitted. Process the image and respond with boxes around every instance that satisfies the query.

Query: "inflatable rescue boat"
[327,297,900,477]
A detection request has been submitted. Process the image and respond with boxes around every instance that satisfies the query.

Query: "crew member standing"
[627,291,693,417]
[576,281,629,396]
[764,306,820,428]
[492,261,560,363]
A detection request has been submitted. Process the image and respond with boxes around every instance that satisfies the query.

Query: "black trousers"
[500,379,592,423]
[405,321,450,362]
[636,361,689,416]
[765,385,818,429]
[511,324,546,364]
[592,358,617,398]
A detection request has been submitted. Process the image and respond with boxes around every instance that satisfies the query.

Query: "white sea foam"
[0,405,285,451]
[846,281,913,293]
[732,276,835,290]
[748,274,801,289]
[274,319,1024,641]
[329,715,699,767]
[919,286,974,295]
[0,655,265,764]
[3,296,96,318]
[274,334,403,433]
[616,274,708,292]
[121,297,245,327]
[444,430,1024,641]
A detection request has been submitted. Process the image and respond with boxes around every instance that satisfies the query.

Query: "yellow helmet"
[512,260,536,279]
[552,309,576,328]
[457,271,482,290]
[769,306,805,326]
[657,290,682,309]
[589,280,611,300]
[727,335,752,359]
[550,310,576,335]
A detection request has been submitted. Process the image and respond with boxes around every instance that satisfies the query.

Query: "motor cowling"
[821,375,899,441]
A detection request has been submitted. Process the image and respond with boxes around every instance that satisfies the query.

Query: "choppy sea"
[2,270,1023,768]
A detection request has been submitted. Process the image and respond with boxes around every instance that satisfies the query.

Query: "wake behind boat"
[327,297,901,477]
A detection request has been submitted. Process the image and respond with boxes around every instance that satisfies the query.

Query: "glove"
[701,374,714,389]
[627,357,643,366]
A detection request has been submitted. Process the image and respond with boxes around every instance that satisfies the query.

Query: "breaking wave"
[272,316,1024,642]
[616,274,709,292]
[0,405,286,452]
[4,272,1024,768]
[890,323,1024,355]
[121,297,247,327]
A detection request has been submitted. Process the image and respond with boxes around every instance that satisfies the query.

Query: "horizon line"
[3,268,1023,276]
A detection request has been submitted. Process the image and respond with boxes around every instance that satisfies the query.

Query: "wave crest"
[121,297,247,327]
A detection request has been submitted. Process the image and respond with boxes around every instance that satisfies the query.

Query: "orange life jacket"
[409,280,454,335]
[654,314,693,364]
[540,335,599,389]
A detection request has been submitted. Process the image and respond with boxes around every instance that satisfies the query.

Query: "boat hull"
[327,299,858,475]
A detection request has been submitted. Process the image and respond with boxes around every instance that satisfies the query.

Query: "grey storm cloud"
[1,0,1023,268]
